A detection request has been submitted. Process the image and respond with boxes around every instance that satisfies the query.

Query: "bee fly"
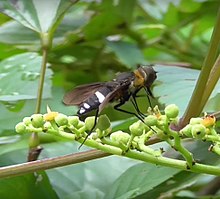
[63,65,157,145]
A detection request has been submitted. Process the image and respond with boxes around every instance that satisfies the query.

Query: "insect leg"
[130,95,146,119]
[114,101,157,134]
[78,109,99,149]
[114,101,146,124]
[144,87,153,108]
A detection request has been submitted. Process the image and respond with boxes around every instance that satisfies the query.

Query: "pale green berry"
[96,115,111,131]
[129,121,144,136]
[85,116,95,131]
[31,114,44,128]
[144,115,158,126]
[110,131,130,145]
[15,122,27,133]
[189,118,203,125]
[180,124,193,137]
[68,116,79,127]
[23,117,32,126]
[55,113,68,126]
[191,124,206,139]
[164,104,179,119]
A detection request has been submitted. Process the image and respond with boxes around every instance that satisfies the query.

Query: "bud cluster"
[15,105,220,157]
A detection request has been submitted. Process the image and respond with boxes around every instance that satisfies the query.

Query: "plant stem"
[181,8,220,128]
[35,33,51,113]
[0,150,110,179]
[1,141,220,179]
[199,54,220,110]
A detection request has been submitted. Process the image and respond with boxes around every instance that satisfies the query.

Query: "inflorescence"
[15,104,220,168]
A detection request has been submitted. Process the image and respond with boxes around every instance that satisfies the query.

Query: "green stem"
[35,33,52,113]
[181,8,220,127]
[199,54,220,110]
[170,130,194,167]
[1,140,220,179]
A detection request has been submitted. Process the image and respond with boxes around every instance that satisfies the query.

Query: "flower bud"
[77,121,85,129]
[164,104,179,119]
[144,115,158,126]
[55,113,68,126]
[31,114,44,128]
[68,116,79,127]
[96,115,111,131]
[189,117,203,125]
[158,115,167,126]
[180,124,192,137]
[85,116,95,131]
[15,122,27,133]
[23,117,32,126]
[43,122,52,130]
[110,131,130,145]
[191,124,206,139]
[129,121,144,136]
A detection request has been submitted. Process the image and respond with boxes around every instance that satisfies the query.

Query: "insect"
[63,65,157,144]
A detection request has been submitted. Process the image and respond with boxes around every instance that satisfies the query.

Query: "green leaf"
[153,65,198,115]
[83,0,125,40]
[0,52,52,101]
[0,172,59,199]
[104,163,180,199]
[153,65,220,115]
[107,41,146,68]
[41,142,138,199]
[0,0,73,33]
[0,21,40,44]
[117,0,136,25]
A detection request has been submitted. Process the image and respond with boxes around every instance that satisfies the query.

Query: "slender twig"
[35,34,50,113]
[0,150,110,179]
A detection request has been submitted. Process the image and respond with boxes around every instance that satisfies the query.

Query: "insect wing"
[98,81,131,113]
[63,83,106,105]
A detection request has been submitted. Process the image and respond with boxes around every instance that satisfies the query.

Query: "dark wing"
[63,82,106,106]
[98,81,131,113]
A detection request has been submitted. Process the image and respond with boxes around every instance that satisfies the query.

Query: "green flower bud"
[158,115,168,126]
[55,113,68,126]
[43,122,52,130]
[31,114,44,128]
[180,124,192,137]
[77,121,85,129]
[144,115,158,126]
[15,122,27,133]
[129,121,144,136]
[164,104,179,119]
[189,117,203,125]
[23,117,32,126]
[96,115,111,131]
[68,116,79,127]
[110,131,130,145]
[191,124,206,139]
[85,116,95,131]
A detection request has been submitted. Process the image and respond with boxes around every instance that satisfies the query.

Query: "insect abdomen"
[77,87,113,116]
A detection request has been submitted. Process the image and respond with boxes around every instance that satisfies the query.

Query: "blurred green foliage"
[0,0,220,198]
